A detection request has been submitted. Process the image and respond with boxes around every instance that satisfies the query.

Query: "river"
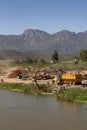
[0,90,87,130]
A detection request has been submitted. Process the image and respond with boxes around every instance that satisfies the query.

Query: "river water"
[0,90,87,130]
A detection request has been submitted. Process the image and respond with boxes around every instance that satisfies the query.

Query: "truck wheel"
[73,82,75,85]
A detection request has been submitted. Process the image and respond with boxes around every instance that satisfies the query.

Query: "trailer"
[54,72,83,85]
[61,73,82,85]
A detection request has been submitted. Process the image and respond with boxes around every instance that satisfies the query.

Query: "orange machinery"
[54,72,83,85]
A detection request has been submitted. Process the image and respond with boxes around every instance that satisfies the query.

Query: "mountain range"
[0,29,87,59]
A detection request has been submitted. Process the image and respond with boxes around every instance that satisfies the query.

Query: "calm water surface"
[0,90,87,130]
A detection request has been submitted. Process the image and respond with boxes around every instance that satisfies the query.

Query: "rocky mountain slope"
[0,29,87,58]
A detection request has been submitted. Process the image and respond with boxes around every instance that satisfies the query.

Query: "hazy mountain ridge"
[0,29,87,58]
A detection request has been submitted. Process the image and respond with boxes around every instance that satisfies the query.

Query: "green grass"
[11,59,87,70]
[56,87,87,102]
[12,61,52,68]
[0,83,54,95]
[61,61,87,70]
[27,62,51,68]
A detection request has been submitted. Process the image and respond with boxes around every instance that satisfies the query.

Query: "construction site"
[0,64,87,93]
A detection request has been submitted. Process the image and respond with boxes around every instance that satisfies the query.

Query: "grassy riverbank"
[1,83,87,103]
[0,83,54,95]
[56,87,87,102]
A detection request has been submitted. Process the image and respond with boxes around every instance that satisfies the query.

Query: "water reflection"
[0,90,87,130]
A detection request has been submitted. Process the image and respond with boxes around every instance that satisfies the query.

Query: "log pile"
[8,66,64,80]
[32,72,54,80]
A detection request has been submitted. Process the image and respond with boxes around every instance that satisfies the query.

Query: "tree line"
[14,49,87,65]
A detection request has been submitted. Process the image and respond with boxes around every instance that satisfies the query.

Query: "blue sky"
[0,0,87,34]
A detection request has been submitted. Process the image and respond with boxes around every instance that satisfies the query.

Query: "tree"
[80,50,87,61]
[26,58,33,63]
[40,59,46,63]
[51,51,59,63]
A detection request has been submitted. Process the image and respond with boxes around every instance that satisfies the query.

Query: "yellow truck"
[54,72,82,85]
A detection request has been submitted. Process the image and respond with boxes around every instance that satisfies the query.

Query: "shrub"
[56,87,87,102]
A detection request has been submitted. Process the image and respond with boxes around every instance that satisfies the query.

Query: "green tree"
[80,50,87,61]
[26,58,33,63]
[40,59,47,63]
[51,51,59,63]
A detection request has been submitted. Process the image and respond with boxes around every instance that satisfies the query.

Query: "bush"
[56,87,87,102]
